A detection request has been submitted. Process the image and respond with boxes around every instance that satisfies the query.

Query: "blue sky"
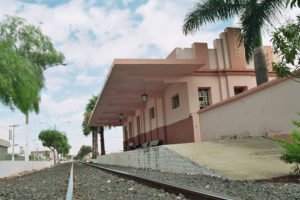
[0,0,298,155]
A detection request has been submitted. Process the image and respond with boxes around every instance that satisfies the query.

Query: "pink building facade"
[89,28,276,150]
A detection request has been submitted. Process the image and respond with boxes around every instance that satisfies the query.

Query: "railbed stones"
[0,163,71,200]
[96,164,300,200]
[73,162,188,200]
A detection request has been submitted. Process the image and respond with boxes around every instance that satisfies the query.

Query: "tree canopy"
[272,16,300,77]
[74,145,92,160]
[0,16,65,115]
[82,95,98,136]
[38,129,71,164]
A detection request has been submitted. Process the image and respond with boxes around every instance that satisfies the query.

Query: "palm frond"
[183,0,245,35]
[259,0,284,32]
[82,111,91,136]
[240,0,284,62]
[85,95,98,113]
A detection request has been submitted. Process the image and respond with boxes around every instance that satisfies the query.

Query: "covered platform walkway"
[95,136,292,180]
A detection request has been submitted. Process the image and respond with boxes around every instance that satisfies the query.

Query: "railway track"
[1,162,299,199]
[76,162,233,200]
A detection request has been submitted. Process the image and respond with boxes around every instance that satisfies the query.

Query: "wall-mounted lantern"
[119,112,125,122]
[141,92,148,103]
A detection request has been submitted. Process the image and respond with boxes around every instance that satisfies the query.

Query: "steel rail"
[65,162,74,200]
[82,162,234,200]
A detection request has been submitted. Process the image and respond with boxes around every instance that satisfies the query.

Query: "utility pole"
[9,124,19,161]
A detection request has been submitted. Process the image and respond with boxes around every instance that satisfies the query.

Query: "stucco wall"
[199,79,300,141]
[164,83,190,125]
[0,161,53,178]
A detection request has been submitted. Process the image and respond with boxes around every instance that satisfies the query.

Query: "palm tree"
[82,112,98,158]
[287,0,300,8]
[82,95,99,159]
[82,95,107,157]
[99,126,106,155]
[183,0,284,85]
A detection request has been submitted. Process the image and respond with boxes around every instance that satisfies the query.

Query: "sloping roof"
[88,58,203,126]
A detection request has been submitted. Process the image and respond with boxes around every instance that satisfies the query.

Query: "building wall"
[164,83,190,126]
[199,79,300,141]
[0,146,8,160]
[0,139,10,160]
[121,27,278,148]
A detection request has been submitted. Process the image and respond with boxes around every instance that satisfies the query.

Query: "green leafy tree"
[75,145,92,161]
[278,113,300,174]
[0,16,64,125]
[38,129,71,165]
[45,151,50,160]
[182,0,284,85]
[29,154,35,161]
[271,16,300,77]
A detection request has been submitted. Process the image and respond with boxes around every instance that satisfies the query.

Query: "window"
[149,107,155,119]
[172,94,180,109]
[198,88,210,109]
[234,86,247,95]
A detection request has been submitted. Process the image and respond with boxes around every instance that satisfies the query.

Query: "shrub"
[278,113,300,174]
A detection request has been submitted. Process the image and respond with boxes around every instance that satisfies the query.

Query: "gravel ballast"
[94,163,300,200]
[0,163,71,200]
[74,162,188,200]
[1,162,299,200]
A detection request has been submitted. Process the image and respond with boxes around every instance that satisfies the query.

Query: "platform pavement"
[166,137,292,180]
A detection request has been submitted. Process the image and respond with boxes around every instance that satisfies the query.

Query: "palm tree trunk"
[254,47,269,85]
[92,130,98,159]
[95,130,99,157]
[100,127,105,155]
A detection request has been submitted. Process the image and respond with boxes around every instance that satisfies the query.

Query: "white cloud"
[122,0,134,6]
[75,73,100,85]
[40,94,90,115]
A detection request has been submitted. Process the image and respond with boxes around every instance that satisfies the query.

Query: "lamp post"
[9,124,19,161]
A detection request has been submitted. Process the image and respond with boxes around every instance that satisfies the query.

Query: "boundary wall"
[95,145,222,177]
[199,78,300,141]
[0,161,53,178]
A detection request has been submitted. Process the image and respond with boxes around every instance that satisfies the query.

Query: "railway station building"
[89,27,279,151]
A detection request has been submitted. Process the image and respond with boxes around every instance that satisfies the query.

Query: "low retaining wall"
[0,161,53,178]
[95,145,221,177]
[199,79,300,141]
